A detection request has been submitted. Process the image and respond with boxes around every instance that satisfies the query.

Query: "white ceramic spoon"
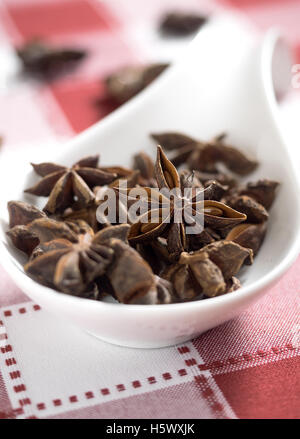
[1,15,299,348]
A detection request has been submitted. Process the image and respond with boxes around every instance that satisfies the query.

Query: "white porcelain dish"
[0,15,299,348]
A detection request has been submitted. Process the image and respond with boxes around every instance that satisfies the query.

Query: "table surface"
[0,0,299,419]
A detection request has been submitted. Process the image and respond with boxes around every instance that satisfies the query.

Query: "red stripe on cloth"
[197,345,297,372]
[19,398,31,406]
[45,382,216,419]
[0,367,15,419]
[178,346,190,354]
[294,44,300,63]
[5,0,118,40]
[100,388,110,396]
[219,0,295,7]
[9,371,21,380]
[116,384,125,392]
[185,358,197,366]
[162,373,172,380]
[48,79,117,133]
[214,356,300,419]
[13,384,26,393]
[53,399,62,407]
[1,345,12,354]
[5,358,16,367]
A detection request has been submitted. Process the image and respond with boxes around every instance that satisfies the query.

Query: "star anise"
[59,168,140,231]
[223,195,269,223]
[25,221,130,295]
[6,202,165,303]
[151,132,258,176]
[159,12,208,36]
[116,146,247,260]
[7,201,57,255]
[162,241,251,300]
[7,200,46,228]
[225,222,267,257]
[16,39,86,78]
[25,155,117,214]
[233,179,279,210]
[105,63,169,104]
[133,151,157,187]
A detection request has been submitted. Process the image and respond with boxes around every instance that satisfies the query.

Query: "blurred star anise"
[159,12,208,36]
[25,155,117,214]
[105,63,169,104]
[151,132,258,175]
[16,39,86,78]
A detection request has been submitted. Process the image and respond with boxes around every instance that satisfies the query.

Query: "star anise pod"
[25,221,130,295]
[192,170,237,189]
[133,151,157,187]
[117,146,247,260]
[151,132,258,176]
[223,195,269,223]
[162,241,251,300]
[105,63,169,104]
[16,39,86,78]
[159,12,208,36]
[162,251,225,300]
[7,200,47,228]
[25,155,117,214]
[7,201,53,255]
[225,222,267,257]
[59,168,140,232]
[233,179,279,210]
[104,239,170,304]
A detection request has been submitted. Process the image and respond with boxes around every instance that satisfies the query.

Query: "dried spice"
[162,251,225,300]
[193,170,237,189]
[196,240,253,279]
[7,226,40,256]
[159,12,208,36]
[105,63,169,104]
[224,195,269,224]
[226,277,241,293]
[151,132,258,175]
[237,179,279,210]
[105,238,156,304]
[226,223,267,257]
[7,130,279,304]
[25,155,117,214]
[120,146,246,262]
[16,39,86,78]
[7,201,46,228]
[25,222,130,294]
[133,151,156,187]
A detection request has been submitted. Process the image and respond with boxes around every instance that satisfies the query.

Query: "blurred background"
[0,0,299,156]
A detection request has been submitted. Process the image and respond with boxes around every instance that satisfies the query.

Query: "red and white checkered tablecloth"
[0,0,299,420]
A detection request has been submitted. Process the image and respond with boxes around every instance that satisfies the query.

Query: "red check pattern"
[0,0,299,419]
